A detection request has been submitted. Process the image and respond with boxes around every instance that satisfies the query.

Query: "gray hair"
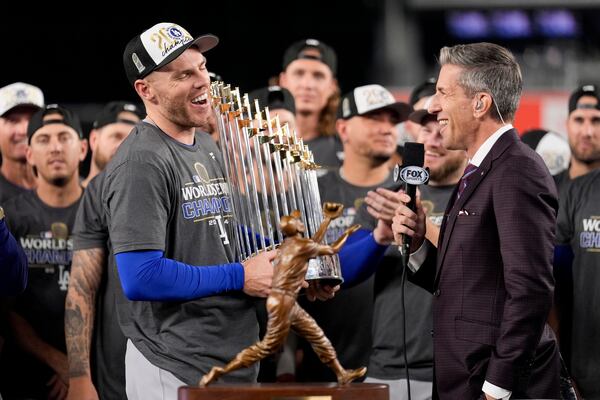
[439,42,522,123]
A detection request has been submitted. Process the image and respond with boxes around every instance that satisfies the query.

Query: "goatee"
[50,177,69,187]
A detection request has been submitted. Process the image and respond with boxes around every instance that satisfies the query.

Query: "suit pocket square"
[455,214,481,225]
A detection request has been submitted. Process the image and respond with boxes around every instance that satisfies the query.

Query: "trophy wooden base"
[178,382,389,400]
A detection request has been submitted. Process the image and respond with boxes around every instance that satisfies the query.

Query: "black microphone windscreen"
[402,142,424,167]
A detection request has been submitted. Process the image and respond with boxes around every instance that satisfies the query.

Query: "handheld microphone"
[393,142,429,267]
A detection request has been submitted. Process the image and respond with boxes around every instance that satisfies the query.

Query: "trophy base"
[178,383,389,400]
[305,277,344,287]
[305,256,344,286]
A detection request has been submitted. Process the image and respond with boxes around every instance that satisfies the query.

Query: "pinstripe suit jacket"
[410,129,561,399]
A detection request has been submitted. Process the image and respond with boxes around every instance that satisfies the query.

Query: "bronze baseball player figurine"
[199,202,365,386]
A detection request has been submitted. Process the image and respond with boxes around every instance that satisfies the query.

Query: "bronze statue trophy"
[199,202,366,387]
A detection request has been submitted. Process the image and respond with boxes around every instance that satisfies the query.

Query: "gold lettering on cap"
[364,87,390,106]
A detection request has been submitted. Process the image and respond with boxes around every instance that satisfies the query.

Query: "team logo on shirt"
[51,222,68,240]
[325,207,356,244]
[180,161,233,245]
[580,217,600,251]
[193,162,211,184]
[19,222,72,291]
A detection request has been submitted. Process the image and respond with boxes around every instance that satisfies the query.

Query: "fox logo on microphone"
[394,165,430,186]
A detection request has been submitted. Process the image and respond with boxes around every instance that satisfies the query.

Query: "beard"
[93,151,110,171]
[197,114,217,135]
[572,148,600,165]
[157,92,204,129]
[39,168,73,188]
[49,176,69,187]
[363,144,394,165]
[372,153,392,164]
[428,154,465,183]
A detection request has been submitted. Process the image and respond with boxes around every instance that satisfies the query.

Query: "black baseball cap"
[93,101,144,129]
[409,78,437,107]
[123,22,218,86]
[568,84,600,114]
[408,97,436,125]
[249,86,295,114]
[27,104,83,143]
[338,84,412,122]
[282,38,337,75]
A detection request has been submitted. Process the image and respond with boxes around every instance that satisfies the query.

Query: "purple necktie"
[456,163,478,200]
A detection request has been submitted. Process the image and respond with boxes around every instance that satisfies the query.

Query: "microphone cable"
[400,202,412,400]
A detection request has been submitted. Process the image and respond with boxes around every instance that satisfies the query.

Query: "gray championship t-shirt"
[366,184,455,381]
[556,169,600,399]
[103,122,258,385]
[72,171,126,400]
[0,172,31,205]
[3,191,80,398]
[298,169,394,382]
[305,135,343,177]
[553,169,571,200]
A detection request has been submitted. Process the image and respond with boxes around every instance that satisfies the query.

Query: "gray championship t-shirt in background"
[298,169,395,382]
[555,169,600,399]
[103,122,258,385]
[553,169,572,200]
[72,171,126,400]
[0,172,31,205]
[2,191,80,398]
[305,135,343,176]
[364,184,455,382]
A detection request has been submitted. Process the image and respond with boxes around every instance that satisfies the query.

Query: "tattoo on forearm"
[65,247,105,378]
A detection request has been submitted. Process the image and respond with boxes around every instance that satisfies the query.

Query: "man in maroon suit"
[392,42,560,399]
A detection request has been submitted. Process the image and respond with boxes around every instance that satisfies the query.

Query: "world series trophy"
[176,83,390,400]
[210,81,343,286]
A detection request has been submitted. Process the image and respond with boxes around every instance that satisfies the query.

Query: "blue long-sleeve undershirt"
[115,228,387,301]
[338,229,388,287]
[0,219,28,296]
[115,251,244,301]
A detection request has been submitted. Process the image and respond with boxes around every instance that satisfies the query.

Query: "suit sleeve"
[485,157,558,390]
[407,242,437,294]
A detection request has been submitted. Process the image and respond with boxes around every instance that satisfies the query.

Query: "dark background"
[5,2,600,104]
[4,2,600,176]
[3,3,382,103]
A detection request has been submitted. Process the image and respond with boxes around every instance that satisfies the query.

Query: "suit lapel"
[434,129,519,285]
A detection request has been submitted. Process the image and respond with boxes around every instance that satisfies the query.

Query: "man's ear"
[279,71,288,88]
[473,93,492,117]
[134,78,154,102]
[336,119,348,143]
[26,146,34,167]
[79,137,89,162]
[88,129,98,153]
